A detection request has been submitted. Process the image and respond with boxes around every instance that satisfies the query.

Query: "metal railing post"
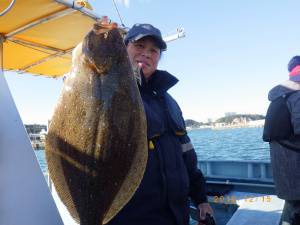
[247,162,254,179]
[206,162,212,176]
[260,163,267,179]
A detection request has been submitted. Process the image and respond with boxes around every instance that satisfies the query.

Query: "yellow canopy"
[0,0,100,77]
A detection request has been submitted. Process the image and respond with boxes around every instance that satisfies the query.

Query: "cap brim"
[132,34,167,51]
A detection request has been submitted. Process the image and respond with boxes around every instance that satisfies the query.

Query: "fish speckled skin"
[45,24,148,225]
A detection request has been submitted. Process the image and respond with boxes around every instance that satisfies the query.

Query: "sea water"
[189,127,269,161]
[34,127,270,173]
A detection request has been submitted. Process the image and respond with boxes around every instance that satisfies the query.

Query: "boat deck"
[190,192,283,225]
[190,160,283,225]
[226,192,283,225]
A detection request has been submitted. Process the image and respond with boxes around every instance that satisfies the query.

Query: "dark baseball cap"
[124,23,167,51]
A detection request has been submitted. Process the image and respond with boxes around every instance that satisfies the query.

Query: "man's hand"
[197,202,214,225]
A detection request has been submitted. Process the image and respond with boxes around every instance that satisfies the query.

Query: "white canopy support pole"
[0,38,64,225]
[9,37,70,53]
[0,0,16,17]
[163,28,186,43]
[19,48,73,73]
[55,0,101,20]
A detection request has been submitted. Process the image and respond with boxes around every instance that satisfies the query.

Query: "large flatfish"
[45,22,148,225]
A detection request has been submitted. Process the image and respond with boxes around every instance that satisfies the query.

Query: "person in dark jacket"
[107,23,213,225]
[263,56,300,225]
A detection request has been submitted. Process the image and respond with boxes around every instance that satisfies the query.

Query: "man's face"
[126,37,161,79]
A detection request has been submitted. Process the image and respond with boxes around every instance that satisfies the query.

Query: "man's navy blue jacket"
[107,70,207,225]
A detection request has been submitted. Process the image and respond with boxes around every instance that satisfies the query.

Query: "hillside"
[216,114,265,124]
[185,114,265,129]
[185,119,204,128]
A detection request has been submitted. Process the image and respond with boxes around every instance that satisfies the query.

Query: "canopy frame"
[1,0,101,77]
[5,8,76,38]
[19,48,73,73]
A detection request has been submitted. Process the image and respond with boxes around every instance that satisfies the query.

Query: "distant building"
[25,124,47,134]
[25,124,47,150]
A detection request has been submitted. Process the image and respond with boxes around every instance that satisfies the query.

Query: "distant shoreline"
[187,119,265,131]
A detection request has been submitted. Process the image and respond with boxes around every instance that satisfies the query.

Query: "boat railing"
[43,160,274,196]
[198,160,272,181]
[43,160,274,190]
[198,160,275,196]
[42,160,277,224]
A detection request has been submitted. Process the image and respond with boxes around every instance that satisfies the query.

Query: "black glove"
[199,213,216,225]
[190,207,215,225]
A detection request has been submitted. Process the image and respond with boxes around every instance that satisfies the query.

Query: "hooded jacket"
[267,80,300,200]
[107,70,207,225]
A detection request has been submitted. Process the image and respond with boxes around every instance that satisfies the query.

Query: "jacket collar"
[141,70,178,94]
[281,80,300,91]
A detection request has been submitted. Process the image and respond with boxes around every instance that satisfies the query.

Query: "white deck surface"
[52,187,79,225]
[53,188,284,225]
[226,191,284,225]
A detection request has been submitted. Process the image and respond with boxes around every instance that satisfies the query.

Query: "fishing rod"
[110,0,186,43]
[112,0,126,28]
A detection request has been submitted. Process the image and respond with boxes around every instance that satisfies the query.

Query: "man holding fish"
[107,23,214,225]
[46,18,213,225]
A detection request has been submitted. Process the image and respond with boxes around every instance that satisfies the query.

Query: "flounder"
[45,22,148,225]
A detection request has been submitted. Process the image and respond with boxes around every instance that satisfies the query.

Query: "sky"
[4,0,300,124]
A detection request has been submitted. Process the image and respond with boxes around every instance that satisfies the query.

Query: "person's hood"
[268,80,300,101]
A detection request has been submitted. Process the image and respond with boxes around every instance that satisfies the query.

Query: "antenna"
[163,28,186,43]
